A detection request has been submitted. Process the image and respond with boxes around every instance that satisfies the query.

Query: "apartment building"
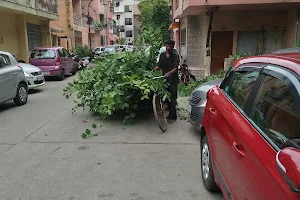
[112,0,137,44]
[0,0,58,61]
[172,0,300,77]
[50,0,117,51]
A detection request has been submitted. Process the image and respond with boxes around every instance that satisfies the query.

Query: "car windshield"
[30,49,56,59]
[104,47,115,52]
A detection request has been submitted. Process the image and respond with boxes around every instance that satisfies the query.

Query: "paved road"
[0,76,224,200]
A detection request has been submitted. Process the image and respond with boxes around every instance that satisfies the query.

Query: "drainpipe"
[178,19,181,55]
[296,6,300,47]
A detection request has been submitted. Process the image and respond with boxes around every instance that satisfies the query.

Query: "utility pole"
[103,0,107,46]
[86,0,94,59]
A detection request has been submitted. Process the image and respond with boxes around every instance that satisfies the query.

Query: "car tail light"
[55,57,61,65]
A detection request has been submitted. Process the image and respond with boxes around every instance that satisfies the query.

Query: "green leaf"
[130,113,136,118]
[92,123,97,129]
[85,129,91,135]
[81,133,87,139]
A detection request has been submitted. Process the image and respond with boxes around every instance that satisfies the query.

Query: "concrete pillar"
[41,21,51,46]
[285,8,297,48]
[16,15,29,62]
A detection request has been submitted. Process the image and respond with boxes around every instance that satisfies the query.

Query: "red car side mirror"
[276,147,300,193]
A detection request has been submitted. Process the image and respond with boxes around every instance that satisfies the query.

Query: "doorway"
[211,31,233,75]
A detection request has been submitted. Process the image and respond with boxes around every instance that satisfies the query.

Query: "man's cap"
[165,40,175,46]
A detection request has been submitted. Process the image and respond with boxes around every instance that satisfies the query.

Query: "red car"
[29,47,77,80]
[201,53,300,200]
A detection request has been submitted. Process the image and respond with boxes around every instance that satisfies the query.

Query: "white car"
[93,46,105,57]
[145,46,180,63]
[18,63,45,90]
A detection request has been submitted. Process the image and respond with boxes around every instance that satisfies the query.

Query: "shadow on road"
[28,89,43,94]
[0,102,16,113]
[44,75,73,82]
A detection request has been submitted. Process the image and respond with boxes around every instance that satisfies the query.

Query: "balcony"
[73,14,82,26]
[114,6,124,13]
[174,0,300,18]
[1,0,58,20]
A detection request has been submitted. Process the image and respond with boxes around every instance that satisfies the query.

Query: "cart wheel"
[152,94,167,132]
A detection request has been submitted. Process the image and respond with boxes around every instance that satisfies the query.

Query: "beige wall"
[0,13,20,57]
[0,12,51,61]
[213,10,287,31]
[212,10,295,54]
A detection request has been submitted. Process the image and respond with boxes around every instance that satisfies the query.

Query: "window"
[116,15,120,20]
[126,30,133,37]
[180,29,186,46]
[0,54,10,67]
[222,70,259,110]
[30,49,56,59]
[252,74,300,148]
[124,5,132,12]
[125,18,132,25]
[99,14,105,23]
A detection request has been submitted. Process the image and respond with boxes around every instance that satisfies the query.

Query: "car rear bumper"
[188,101,206,130]
[26,75,45,89]
[42,69,62,76]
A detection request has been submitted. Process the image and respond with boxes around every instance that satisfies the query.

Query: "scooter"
[178,57,196,85]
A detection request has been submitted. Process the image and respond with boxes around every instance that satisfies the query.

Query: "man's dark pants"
[167,82,178,119]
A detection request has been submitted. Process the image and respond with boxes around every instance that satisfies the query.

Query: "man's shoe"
[167,115,177,120]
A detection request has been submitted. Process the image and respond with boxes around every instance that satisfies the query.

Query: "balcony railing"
[73,14,82,25]
[36,0,58,14]
[3,0,58,15]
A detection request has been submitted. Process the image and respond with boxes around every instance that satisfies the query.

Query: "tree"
[138,0,171,42]
[118,37,125,45]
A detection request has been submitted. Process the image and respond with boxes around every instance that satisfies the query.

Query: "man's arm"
[152,53,163,72]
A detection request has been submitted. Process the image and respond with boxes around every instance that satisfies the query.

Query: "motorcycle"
[178,57,196,85]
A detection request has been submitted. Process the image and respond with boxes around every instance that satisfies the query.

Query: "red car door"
[227,64,300,200]
[206,65,261,198]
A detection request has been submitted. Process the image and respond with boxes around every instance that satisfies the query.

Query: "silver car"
[19,63,45,90]
[0,51,28,106]
[187,78,223,130]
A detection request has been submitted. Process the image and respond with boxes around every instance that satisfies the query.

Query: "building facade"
[112,0,137,44]
[172,0,300,77]
[50,0,117,51]
[0,0,58,61]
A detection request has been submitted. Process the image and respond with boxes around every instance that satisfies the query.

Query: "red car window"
[252,75,300,147]
[222,70,259,110]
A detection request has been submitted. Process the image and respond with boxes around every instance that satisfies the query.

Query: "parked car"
[201,53,300,200]
[18,63,45,90]
[103,46,117,54]
[0,51,28,106]
[93,46,105,57]
[29,47,77,80]
[126,45,135,52]
[187,78,222,130]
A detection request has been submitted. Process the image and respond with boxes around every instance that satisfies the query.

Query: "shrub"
[73,44,90,57]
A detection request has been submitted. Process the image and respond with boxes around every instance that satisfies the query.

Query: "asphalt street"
[0,75,224,200]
